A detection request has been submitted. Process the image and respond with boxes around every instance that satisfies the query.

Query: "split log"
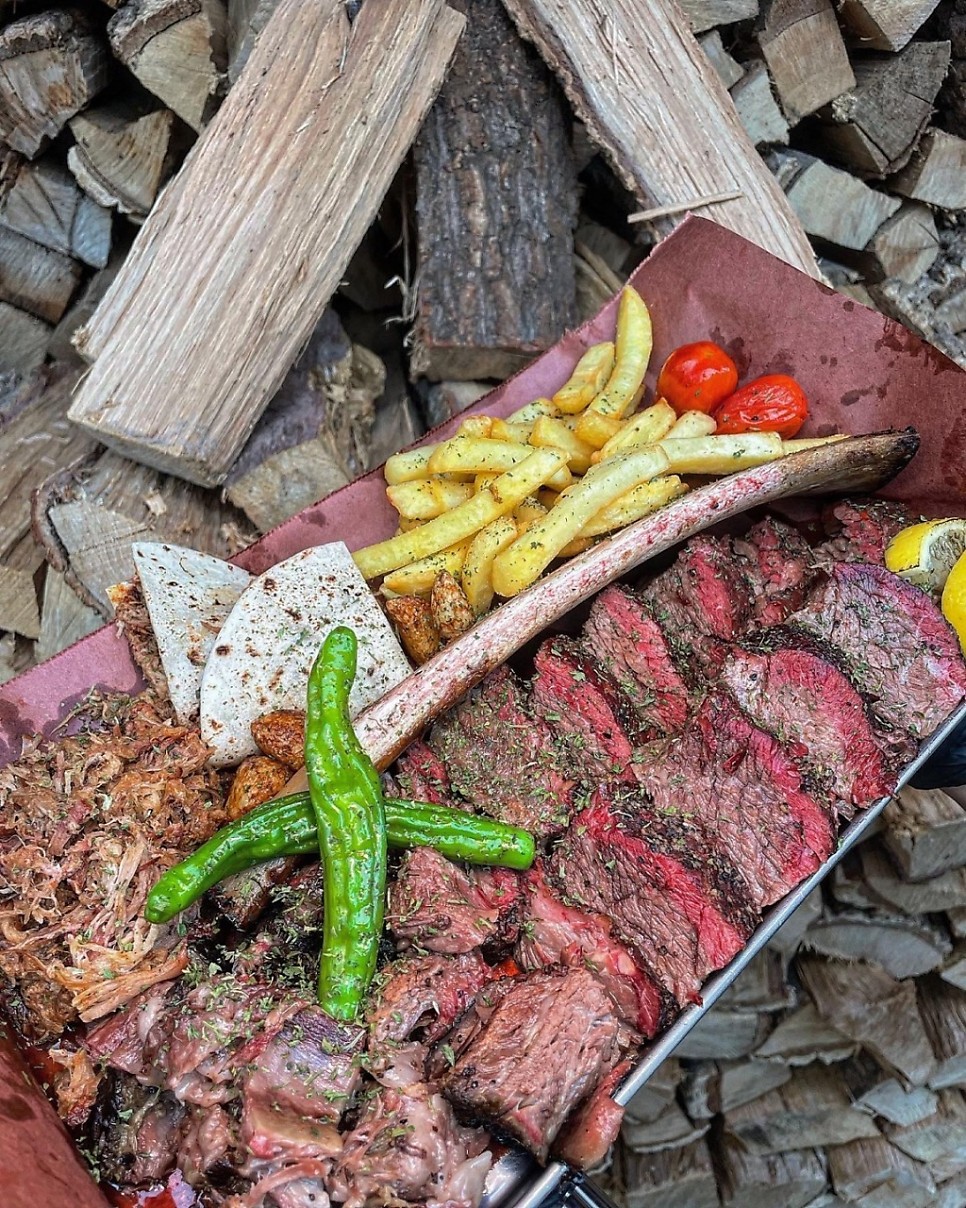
[797,957,935,1086]
[769,149,901,252]
[715,1132,827,1208]
[861,844,966,914]
[575,219,635,279]
[620,1101,708,1152]
[758,0,855,125]
[0,10,110,157]
[827,1136,936,1205]
[411,0,577,382]
[500,0,818,272]
[107,0,228,133]
[0,302,50,373]
[227,0,278,83]
[838,0,944,51]
[883,1089,966,1163]
[0,365,93,638]
[884,788,966,882]
[950,907,966,939]
[574,245,623,323]
[35,569,101,663]
[938,1171,966,1208]
[755,1002,858,1066]
[917,976,966,1089]
[858,203,939,285]
[718,949,798,1012]
[730,62,789,147]
[840,1050,939,1127]
[767,886,823,958]
[0,227,82,323]
[35,449,253,616]
[0,633,33,685]
[677,0,759,32]
[941,942,966,991]
[68,103,175,220]
[722,1064,880,1153]
[802,908,952,979]
[697,30,745,88]
[621,1138,719,1208]
[820,42,951,177]
[423,382,491,430]
[831,850,891,911]
[69,0,466,487]
[0,158,111,268]
[674,1009,770,1060]
[48,256,123,365]
[623,1059,682,1126]
[892,128,966,210]
[681,1059,792,1120]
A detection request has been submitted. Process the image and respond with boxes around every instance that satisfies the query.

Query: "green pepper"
[144,792,535,925]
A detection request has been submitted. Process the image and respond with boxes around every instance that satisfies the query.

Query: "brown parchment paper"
[2,216,966,1206]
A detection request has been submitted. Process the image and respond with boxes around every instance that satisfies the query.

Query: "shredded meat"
[108,578,170,698]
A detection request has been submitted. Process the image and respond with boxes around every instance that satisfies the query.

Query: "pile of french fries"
[353,286,844,617]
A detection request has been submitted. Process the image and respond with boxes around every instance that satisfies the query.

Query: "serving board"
[3,217,966,1208]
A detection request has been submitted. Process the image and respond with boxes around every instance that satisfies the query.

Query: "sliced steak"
[638,691,835,909]
[787,561,966,741]
[427,665,575,837]
[393,740,455,807]
[721,645,893,819]
[387,847,522,957]
[583,584,690,738]
[438,967,620,1162]
[734,517,818,626]
[642,535,754,680]
[331,1082,491,1208]
[819,497,912,564]
[552,1058,630,1170]
[549,791,755,1006]
[516,863,667,1037]
[531,636,643,781]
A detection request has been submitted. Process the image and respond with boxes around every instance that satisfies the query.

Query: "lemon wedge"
[885,518,966,594]
[943,551,966,651]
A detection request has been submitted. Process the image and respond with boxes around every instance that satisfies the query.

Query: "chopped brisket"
[427,665,575,837]
[178,1102,235,1185]
[721,646,893,818]
[393,741,456,807]
[551,1059,630,1170]
[516,864,666,1037]
[637,691,835,909]
[583,585,690,738]
[549,791,755,1006]
[733,517,818,626]
[331,1083,491,1208]
[213,855,305,931]
[89,1073,186,1186]
[386,848,522,957]
[787,561,966,741]
[439,967,620,1162]
[818,497,913,564]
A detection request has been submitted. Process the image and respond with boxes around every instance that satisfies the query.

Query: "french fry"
[427,436,572,490]
[474,472,499,491]
[575,288,653,448]
[574,412,623,449]
[458,415,493,438]
[594,400,677,462]
[782,434,848,453]
[529,415,596,473]
[536,488,559,510]
[398,517,424,534]
[507,398,558,423]
[659,433,783,475]
[384,445,437,485]
[514,495,549,533]
[384,595,441,666]
[552,341,616,414]
[581,475,688,537]
[354,447,569,579]
[491,418,535,443]
[492,447,670,597]
[666,410,717,439]
[430,569,476,640]
[387,477,474,520]
[381,543,469,595]
[461,516,518,616]
[558,536,595,557]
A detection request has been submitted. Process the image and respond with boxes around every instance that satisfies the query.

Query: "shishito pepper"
[144,792,535,925]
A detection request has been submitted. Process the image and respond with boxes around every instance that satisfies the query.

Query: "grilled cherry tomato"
[656,340,738,415]
[713,373,809,438]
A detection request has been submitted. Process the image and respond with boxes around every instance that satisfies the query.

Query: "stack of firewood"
[594,784,966,1208]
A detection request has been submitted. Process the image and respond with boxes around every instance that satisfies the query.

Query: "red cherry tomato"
[656,341,738,415]
[713,374,808,438]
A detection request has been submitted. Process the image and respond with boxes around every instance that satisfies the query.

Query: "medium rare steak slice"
[552,1058,630,1170]
[549,791,755,1006]
[642,535,754,680]
[787,561,966,741]
[819,497,912,564]
[721,646,893,819]
[583,585,690,738]
[516,863,667,1036]
[531,636,644,781]
[387,847,521,956]
[428,665,575,836]
[638,691,835,909]
[734,517,818,626]
[439,967,620,1162]
[393,740,455,807]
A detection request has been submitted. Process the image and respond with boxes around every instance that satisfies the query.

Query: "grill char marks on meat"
[638,690,835,909]
[642,535,755,680]
[428,665,575,837]
[89,1073,186,1187]
[386,848,522,957]
[531,636,644,782]
[788,561,966,741]
[516,863,667,1037]
[583,585,690,739]
[438,967,620,1163]
[549,790,756,1006]
[819,497,912,564]
[733,517,818,626]
[721,646,893,819]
